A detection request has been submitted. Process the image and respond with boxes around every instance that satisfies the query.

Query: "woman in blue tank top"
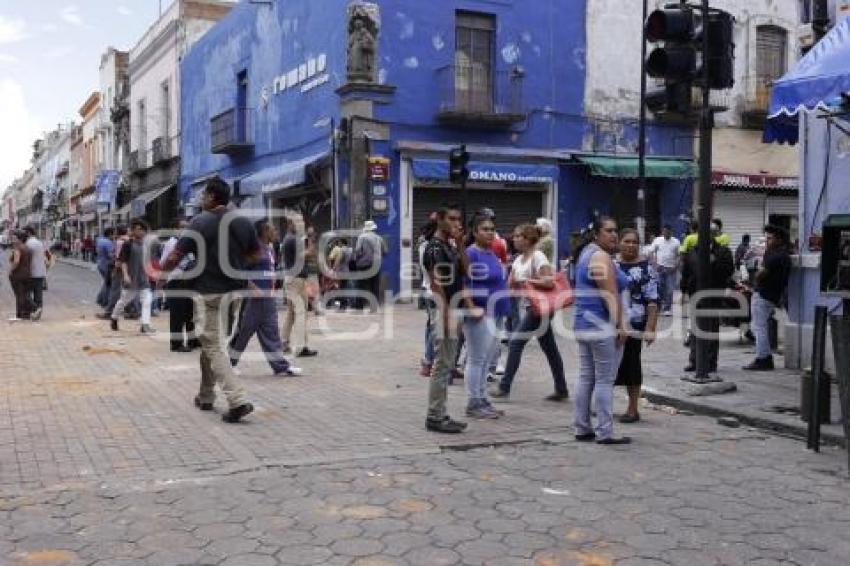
[572,217,631,445]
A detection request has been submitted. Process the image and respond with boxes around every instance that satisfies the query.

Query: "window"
[236,70,248,142]
[755,26,787,108]
[161,81,170,140]
[455,12,495,113]
[137,99,147,165]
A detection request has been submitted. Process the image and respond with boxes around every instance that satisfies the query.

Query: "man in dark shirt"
[744,225,791,371]
[421,204,467,434]
[281,215,317,357]
[163,177,260,423]
[229,219,302,377]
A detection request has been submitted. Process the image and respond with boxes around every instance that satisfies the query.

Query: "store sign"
[262,54,329,106]
[96,170,121,205]
[368,156,390,181]
[711,172,798,190]
[80,193,97,214]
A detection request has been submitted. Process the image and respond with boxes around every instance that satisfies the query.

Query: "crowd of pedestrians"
[3,174,793,434]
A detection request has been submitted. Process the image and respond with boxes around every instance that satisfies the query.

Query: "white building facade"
[585,0,801,247]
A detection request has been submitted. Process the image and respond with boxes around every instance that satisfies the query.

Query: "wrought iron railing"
[210,107,254,153]
[436,64,525,118]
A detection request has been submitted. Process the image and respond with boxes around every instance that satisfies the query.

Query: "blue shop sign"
[95,170,121,205]
[412,159,559,184]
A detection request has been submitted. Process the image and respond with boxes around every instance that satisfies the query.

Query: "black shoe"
[619,413,640,424]
[296,347,318,358]
[193,396,213,411]
[110,319,119,331]
[140,324,156,335]
[597,437,632,445]
[743,357,774,371]
[188,339,202,350]
[545,391,569,402]
[222,403,254,423]
[575,433,596,442]
[95,312,111,320]
[683,364,695,372]
[171,344,193,353]
[425,416,467,434]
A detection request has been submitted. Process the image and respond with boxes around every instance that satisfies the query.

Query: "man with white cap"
[353,220,386,312]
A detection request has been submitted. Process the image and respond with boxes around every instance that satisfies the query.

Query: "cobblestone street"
[1,262,848,565]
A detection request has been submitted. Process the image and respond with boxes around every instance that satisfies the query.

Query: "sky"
[0,1,171,190]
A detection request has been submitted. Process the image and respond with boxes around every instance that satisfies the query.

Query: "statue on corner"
[347,2,380,83]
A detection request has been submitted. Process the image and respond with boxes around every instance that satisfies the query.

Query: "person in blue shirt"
[229,219,302,377]
[461,213,510,419]
[572,217,631,445]
[95,228,115,308]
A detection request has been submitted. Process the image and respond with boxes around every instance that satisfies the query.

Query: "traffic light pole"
[637,0,648,243]
[694,0,716,383]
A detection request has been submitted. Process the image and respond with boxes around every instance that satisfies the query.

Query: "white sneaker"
[7,316,20,322]
[277,366,303,377]
[494,364,506,375]
[31,307,42,321]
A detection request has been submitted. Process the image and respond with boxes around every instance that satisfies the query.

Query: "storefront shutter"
[714,191,767,250]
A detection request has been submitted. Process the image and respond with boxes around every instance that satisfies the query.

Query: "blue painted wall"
[180,0,348,201]
[180,0,693,293]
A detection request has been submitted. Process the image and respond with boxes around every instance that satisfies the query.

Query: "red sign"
[368,156,390,181]
[712,171,798,190]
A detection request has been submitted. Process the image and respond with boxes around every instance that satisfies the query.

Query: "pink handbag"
[522,271,574,317]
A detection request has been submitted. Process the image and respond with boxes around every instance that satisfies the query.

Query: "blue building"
[180,0,694,296]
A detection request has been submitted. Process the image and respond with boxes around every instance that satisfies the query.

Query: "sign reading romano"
[268,54,329,98]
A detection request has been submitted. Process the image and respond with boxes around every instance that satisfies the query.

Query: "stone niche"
[346,1,380,84]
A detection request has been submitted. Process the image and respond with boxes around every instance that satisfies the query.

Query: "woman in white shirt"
[491,224,568,402]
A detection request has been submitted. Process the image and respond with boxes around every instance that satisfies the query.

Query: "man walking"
[162,177,258,423]
[281,215,317,358]
[95,228,115,308]
[422,204,467,434]
[23,226,50,321]
[161,220,199,352]
[229,219,302,376]
[744,225,791,371]
[648,224,680,316]
[109,219,155,334]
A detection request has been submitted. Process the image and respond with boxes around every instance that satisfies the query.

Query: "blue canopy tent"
[765,18,850,145]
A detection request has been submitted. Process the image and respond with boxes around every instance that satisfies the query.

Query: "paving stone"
[219,553,278,566]
[330,537,385,557]
[276,544,334,564]
[403,546,461,565]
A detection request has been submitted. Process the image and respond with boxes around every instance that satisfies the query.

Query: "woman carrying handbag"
[491,224,569,402]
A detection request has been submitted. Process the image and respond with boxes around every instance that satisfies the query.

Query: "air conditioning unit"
[798,23,815,49]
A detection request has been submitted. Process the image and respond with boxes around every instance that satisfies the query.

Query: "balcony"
[152,137,172,164]
[211,107,254,155]
[435,64,526,129]
[742,77,773,130]
[128,150,148,174]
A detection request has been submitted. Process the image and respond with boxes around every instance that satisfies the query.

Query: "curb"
[643,389,847,449]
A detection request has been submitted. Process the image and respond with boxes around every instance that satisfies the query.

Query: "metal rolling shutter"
[714,191,767,249]
[411,185,545,283]
[766,196,798,217]
[411,186,545,241]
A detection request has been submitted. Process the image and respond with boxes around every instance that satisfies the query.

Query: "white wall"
[585,0,800,125]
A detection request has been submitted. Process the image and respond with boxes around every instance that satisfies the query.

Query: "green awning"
[576,156,697,179]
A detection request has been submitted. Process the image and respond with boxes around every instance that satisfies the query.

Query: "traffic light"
[644,6,734,116]
[449,145,470,184]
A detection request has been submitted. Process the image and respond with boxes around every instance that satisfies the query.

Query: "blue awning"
[241,152,329,196]
[412,159,559,184]
[765,18,850,145]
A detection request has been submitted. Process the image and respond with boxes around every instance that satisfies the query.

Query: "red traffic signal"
[645,8,700,43]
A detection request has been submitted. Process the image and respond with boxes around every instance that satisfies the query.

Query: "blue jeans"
[574,336,621,440]
[463,316,500,407]
[751,292,775,360]
[498,308,567,395]
[658,266,677,312]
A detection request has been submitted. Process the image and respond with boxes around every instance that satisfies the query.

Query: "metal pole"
[331,117,337,231]
[637,0,648,242]
[695,0,715,382]
[808,305,828,451]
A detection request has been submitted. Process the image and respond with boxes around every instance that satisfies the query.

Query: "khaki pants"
[282,277,308,351]
[197,294,246,409]
[427,306,459,420]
